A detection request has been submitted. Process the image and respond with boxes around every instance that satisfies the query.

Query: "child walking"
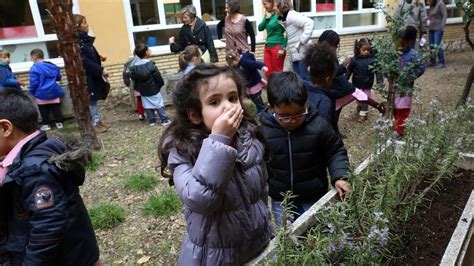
[259,71,350,226]
[130,44,171,126]
[123,54,145,121]
[394,26,425,137]
[0,89,100,265]
[158,64,273,265]
[29,49,64,131]
[178,45,201,75]
[0,50,21,91]
[346,38,384,122]
[226,50,268,115]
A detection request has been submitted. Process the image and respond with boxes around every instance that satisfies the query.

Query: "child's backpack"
[122,56,140,88]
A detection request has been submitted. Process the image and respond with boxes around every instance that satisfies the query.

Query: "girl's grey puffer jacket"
[168,125,273,265]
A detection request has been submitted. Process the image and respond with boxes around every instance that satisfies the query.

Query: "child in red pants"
[393,26,425,137]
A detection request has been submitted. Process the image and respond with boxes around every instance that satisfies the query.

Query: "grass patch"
[89,201,125,230]
[85,152,102,172]
[143,189,183,217]
[123,173,158,192]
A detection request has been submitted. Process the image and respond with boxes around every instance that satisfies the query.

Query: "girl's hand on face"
[211,105,244,138]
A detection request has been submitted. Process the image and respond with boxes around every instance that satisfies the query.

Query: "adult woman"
[217,0,256,53]
[74,14,108,133]
[395,0,428,48]
[427,0,447,68]
[169,5,218,63]
[258,0,287,78]
[273,0,314,84]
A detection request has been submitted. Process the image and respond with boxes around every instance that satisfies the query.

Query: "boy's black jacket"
[259,104,350,201]
[0,132,99,265]
[130,61,165,97]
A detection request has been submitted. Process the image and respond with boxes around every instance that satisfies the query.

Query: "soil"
[54,50,472,264]
[395,170,474,265]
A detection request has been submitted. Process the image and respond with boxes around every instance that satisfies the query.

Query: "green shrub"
[85,152,102,172]
[89,202,125,230]
[143,189,182,217]
[124,173,157,192]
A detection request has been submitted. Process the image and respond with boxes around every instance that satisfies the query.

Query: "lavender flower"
[327,243,337,254]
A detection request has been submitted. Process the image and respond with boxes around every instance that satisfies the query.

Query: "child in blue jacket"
[29,49,64,131]
[0,50,21,91]
[226,50,268,115]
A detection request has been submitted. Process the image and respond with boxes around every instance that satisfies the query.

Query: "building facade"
[1,0,470,91]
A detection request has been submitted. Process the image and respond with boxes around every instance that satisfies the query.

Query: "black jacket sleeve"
[152,64,165,89]
[170,26,187,53]
[22,170,68,264]
[217,19,224,39]
[245,19,256,52]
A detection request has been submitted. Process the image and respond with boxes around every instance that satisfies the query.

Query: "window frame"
[2,0,80,72]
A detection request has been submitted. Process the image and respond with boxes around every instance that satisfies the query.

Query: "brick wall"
[15,23,473,95]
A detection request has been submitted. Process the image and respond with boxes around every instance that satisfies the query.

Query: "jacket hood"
[259,103,318,130]
[192,17,206,33]
[33,61,59,78]
[24,133,91,186]
[130,60,154,80]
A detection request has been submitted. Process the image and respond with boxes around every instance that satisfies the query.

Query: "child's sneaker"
[161,120,171,126]
[40,124,51,131]
[149,123,156,126]
[56,122,64,129]
[138,115,145,121]
[357,115,368,123]
[94,124,107,133]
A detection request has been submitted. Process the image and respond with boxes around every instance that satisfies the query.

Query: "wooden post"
[457,66,474,109]
[46,0,100,149]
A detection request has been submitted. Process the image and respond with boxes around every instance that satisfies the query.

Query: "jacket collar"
[78,30,95,44]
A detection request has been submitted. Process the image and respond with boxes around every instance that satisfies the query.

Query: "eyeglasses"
[274,108,308,123]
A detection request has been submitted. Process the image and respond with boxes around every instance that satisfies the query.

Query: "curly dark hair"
[317,30,340,49]
[158,64,269,181]
[305,42,338,83]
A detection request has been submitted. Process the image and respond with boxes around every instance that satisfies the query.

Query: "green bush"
[85,152,102,172]
[143,189,183,217]
[89,202,125,230]
[124,173,158,192]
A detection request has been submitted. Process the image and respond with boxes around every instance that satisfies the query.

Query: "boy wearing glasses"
[259,71,350,226]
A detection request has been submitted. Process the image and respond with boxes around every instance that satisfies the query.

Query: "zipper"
[287,131,294,192]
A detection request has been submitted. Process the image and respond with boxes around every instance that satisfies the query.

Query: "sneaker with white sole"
[161,120,171,126]
[149,123,156,126]
[40,125,51,131]
[56,122,64,129]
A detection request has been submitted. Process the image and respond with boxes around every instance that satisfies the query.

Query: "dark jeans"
[38,103,62,125]
[292,60,312,86]
[145,107,169,124]
[429,29,445,65]
[248,92,266,115]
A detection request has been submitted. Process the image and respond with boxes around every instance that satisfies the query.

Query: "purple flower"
[327,243,337,254]
[327,223,334,233]
[338,243,345,251]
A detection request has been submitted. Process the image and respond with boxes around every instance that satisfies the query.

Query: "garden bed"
[394,169,474,265]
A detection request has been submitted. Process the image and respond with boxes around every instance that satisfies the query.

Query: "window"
[124,0,260,54]
[0,0,80,71]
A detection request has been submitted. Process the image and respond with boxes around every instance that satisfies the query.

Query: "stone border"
[440,153,474,265]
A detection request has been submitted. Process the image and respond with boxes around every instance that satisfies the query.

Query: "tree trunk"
[456,66,474,108]
[384,76,395,119]
[463,21,474,51]
[46,0,100,149]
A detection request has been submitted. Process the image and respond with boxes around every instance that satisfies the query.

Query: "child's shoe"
[97,121,108,128]
[357,115,368,123]
[161,120,171,126]
[56,122,64,129]
[94,124,107,133]
[149,123,157,126]
[40,124,51,131]
[138,115,145,121]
